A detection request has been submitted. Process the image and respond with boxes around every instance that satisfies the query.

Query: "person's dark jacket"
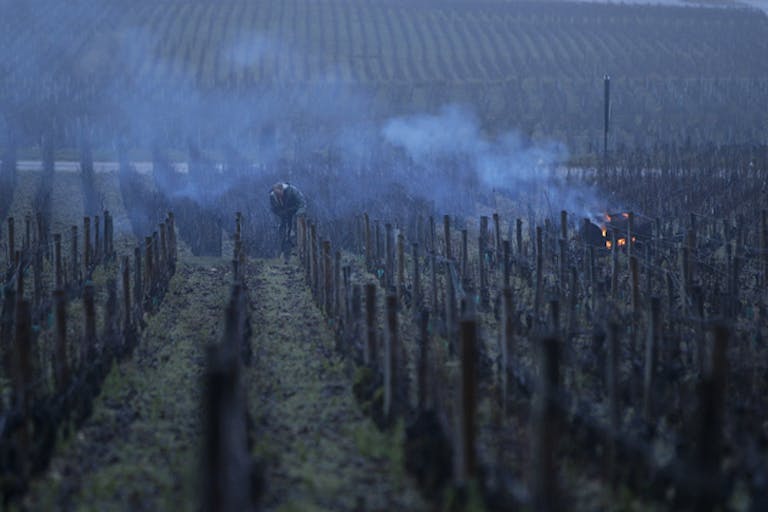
[269,183,306,220]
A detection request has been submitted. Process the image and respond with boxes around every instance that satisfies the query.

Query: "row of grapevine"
[284,158,768,510]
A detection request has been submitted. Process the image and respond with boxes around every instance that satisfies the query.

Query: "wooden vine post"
[384,294,402,421]
[412,243,421,315]
[53,289,69,391]
[456,317,478,485]
[84,216,91,272]
[535,226,543,319]
[532,336,560,511]
[364,283,377,367]
[443,215,452,260]
[7,217,14,263]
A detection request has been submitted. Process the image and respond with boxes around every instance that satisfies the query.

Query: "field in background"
[0,0,767,157]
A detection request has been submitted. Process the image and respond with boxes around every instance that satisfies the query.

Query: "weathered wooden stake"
[84,216,91,272]
[134,246,143,317]
[688,215,697,285]
[71,225,79,284]
[105,278,118,342]
[152,231,160,280]
[445,261,458,353]
[560,210,568,241]
[83,283,97,360]
[94,215,101,263]
[429,216,436,254]
[145,236,154,302]
[310,223,318,298]
[53,289,69,391]
[160,222,168,271]
[122,256,131,332]
[103,211,111,260]
[558,238,567,296]
[606,321,620,486]
[500,287,514,412]
[532,336,560,511]
[202,345,252,512]
[643,297,660,421]
[24,214,30,250]
[417,309,430,412]
[397,233,405,294]
[461,229,468,281]
[696,323,729,507]
[443,215,452,260]
[760,209,767,286]
[430,253,438,312]
[351,284,362,359]
[364,213,372,270]
[456,317,478,484]
[630,255,640,315]
[334,250,342,321]
[502,240,511,289]
[7,217,14,263]
[364,283,377,366]
[412,243,421,314]
[479,235,488,307]
[626,211,634,273]
[535,226,543,319]
[611,231,618,299]
[14,300,33,412]
[168,211,177,262]
[493,212,501,266]
[679,245,689,313]
[385,223,394,290]
[32,246,42,308]
[323,240,332,315]
[384,294,402,420]
[54,233,63,288]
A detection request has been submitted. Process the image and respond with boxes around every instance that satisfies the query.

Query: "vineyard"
[1,135,767,510]
[1,0,768,156]
[1,0,768,511]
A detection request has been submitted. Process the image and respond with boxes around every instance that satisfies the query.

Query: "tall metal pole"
[603,74,611,160]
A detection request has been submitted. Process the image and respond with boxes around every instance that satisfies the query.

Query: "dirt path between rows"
[21,258,232,511]
[19,256,428,511]
[245,260,427,512]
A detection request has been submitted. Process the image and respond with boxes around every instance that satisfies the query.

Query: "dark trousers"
[278,214,294,256]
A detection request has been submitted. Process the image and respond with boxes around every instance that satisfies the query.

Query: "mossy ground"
[245,258,427,512]
[20,258,232,511]
[19,255,427,511]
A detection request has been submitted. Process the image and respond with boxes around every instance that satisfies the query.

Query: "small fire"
[604,235,636,249]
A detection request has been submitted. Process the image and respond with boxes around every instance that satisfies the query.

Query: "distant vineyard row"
[1,0,767,153]
[4,0,766,86]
